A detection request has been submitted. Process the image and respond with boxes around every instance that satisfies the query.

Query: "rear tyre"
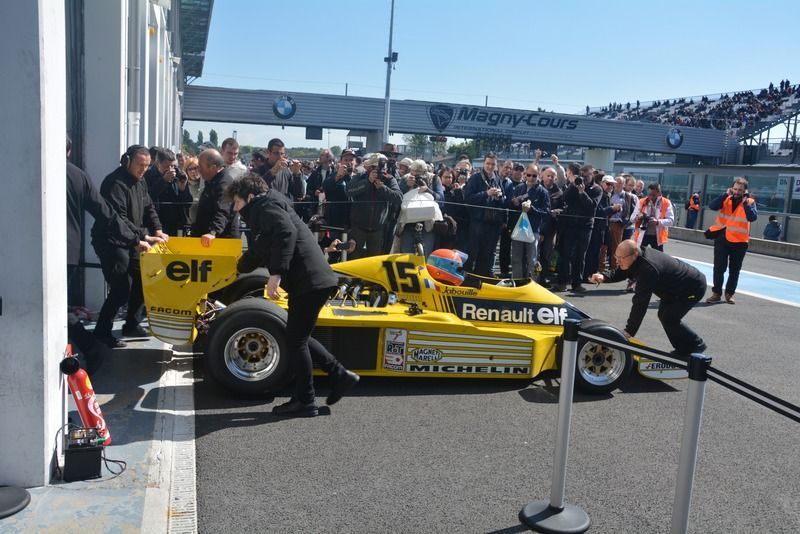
[572,319,632,394]
[204,298,290,397]
[218,268,269,304]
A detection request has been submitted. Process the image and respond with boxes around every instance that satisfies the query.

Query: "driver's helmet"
[426,249,467,286]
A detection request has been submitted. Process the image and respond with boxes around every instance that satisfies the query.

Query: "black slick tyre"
[204,298,290,397]
[571,319,632,394]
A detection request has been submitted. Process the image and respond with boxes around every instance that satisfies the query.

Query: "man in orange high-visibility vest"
[632,182,674,251]
[685,191,701,229]
[705,177,758,304]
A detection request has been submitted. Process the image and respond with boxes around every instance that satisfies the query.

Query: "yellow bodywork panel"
[141,237,242,345]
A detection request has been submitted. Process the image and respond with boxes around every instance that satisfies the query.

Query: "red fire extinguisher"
[60,345,112,446]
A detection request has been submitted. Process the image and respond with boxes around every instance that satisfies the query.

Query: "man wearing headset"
[91,145,168,348]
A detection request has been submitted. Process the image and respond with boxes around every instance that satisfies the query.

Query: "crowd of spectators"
[74,135,683,354]
[588,79,798,133]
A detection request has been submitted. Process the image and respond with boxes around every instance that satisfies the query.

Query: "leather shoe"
[724,293,735,304]
[326,370,360,406]
[122,323,149,337]
[706,292,722,303]
[272,399,319,417]
[95,334,127,349]
[571,284,587,293]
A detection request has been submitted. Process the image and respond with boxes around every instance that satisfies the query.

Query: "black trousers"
[640,234,663,251]
[94,244,143,337]
[657,280,707,355]
[557,227,591,287]
[286,287,346,404]
[712,238,748,295]
[538,222,558,281]
[465,220,503,278]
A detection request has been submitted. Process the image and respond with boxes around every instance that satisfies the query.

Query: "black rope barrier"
[576,329,800,424]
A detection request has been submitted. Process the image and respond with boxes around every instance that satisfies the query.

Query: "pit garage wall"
[0,0,68,486]
[80,0,184,309]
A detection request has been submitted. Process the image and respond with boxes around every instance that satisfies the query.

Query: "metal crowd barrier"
[519,318,800,534]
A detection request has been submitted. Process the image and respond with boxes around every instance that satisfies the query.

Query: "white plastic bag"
[398,189,442,224]
[511,212,535,243]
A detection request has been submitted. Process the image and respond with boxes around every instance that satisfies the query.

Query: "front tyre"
[204,298,290,397]
[572,320,632,394]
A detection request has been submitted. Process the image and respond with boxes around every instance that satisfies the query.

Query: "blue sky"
[185,0,800,150]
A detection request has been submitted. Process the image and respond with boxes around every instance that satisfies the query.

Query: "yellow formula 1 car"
[141,237,684,396]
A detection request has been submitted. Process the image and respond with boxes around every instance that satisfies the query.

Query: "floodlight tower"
[382,0,397,144]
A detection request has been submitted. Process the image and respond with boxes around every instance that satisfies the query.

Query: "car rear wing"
[140,237,241,345]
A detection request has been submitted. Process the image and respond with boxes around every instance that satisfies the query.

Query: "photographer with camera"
[379,143,404,252]
[346,152,402,258]
[144,147,192,236]
[392,160,442,254]
[705,177,758,304]
[463,153,507,278]
[321,148,356,238]
[632,182,674,252]
[261,138,306,203]
[552,162,597,293]
[440,168,467,250]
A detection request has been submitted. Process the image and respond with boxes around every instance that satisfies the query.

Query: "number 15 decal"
[382,261,421,293]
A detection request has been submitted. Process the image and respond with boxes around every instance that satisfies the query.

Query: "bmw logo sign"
[273,95,297,120]
[666,127,684,149]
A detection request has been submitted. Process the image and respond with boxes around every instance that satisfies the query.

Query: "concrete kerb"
[0,338,196,533]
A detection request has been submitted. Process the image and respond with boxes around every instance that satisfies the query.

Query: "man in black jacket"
[463,153,506,278]
[230,174,359,417]
[68,138,143,368]
[301,148,335,221]
[553,163,597,293]
[144,147,192,235]
[346,153,402,258]
[590,240,707,356]
[193,149,240,246]
[92,145,168,347]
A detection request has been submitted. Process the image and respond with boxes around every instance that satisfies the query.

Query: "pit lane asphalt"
[193,240,799,534]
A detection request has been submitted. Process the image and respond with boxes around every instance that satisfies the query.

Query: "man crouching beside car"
[228,173,359,417]
[590,239,707,358]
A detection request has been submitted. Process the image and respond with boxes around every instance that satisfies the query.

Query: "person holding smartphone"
[705,177,758,304]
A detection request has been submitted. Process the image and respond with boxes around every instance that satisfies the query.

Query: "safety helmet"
[426,249,467,286]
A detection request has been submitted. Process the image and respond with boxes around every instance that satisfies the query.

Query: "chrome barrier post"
[519,319,590,533]
[670,353,712,534]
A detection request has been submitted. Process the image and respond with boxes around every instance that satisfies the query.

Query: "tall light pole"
[382,0,397,144]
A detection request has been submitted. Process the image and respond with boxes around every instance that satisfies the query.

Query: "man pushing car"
[590,239,707,357]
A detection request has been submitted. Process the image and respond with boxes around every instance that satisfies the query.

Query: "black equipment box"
[62,428,102,482]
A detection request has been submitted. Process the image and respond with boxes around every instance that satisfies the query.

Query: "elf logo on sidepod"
[411,348,443,362]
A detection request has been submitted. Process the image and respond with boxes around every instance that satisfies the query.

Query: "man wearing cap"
[379,143,404,253]
[322,148,356,238]
[397,157,413,177]
[346,152,402,258]
[585,174,620,277]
